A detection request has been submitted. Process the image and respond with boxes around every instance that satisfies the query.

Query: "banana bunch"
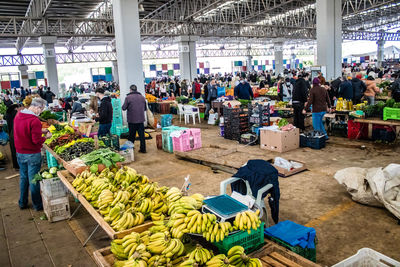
[227,246,262,267]
[203,220,232,243]
[135,198,152,215]
[114,258,147,267]
[165,187,182,204]
[233,210,261,234]
[111,191,131,206]
[149,220,169,234]
[206,254,233,267]
[167,196,199,216]
[111,210,145,231]
[72,176,84,188]
[110,240,128,260]
[97,189,114,210]
[190,193,205,209]
[147,232,185,258]
[104,203,125,222]
[187,244,213,265]
[89,178,112,202]
[139,231,151,245]
[141,183,157,197]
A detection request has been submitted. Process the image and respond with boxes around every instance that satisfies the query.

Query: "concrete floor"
[1,119,399,266]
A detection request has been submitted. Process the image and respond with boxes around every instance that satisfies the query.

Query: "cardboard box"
[270,159,307,177]
[260,128,299,153]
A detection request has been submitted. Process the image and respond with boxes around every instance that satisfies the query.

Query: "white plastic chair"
[183,105,201,125]
[220,177,273,226]
[177,104,185,122]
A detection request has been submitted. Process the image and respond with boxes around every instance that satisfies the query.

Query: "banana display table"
[57,170,154,245]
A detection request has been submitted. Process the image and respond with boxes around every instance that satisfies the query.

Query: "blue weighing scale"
[202,194,249,222]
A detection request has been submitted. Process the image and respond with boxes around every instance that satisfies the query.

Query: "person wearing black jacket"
[351,74,367,104]
[330,77,341,100]
[5,104,20,169]
[95,88,113,136]
[292,74,309,131]
[44,87,55,104]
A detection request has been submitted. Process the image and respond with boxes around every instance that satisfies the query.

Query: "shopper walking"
[281,77,293,102]
[95,88,113,136]
[44,87,55,104]
[192,78,202,99]
[364,76,380,105]
[338,76,353,101]
[351,74,367,104]
[292,73,309,131]
[5,104,20,170]
[234,77,253,100]
[122,85,147,153]
[205,79,218,119]
[14,98,50,210]
[304,78,331,139]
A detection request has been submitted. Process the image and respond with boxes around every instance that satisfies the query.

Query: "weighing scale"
[202,194,249,222]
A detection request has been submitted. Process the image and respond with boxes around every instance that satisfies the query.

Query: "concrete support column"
[18,64,29,89]
[39,36,59,96]
[316,0,342,80]
[377,39,385,68]
[177,36,198,82]
[111,60,119,84]
[113,0,145,105]
[274,41,284,76]
[246,53,253,71]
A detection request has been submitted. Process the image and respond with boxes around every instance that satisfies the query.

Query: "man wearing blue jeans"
[95,88,113,136]
[304,78,331,140]
[14,98,50,210]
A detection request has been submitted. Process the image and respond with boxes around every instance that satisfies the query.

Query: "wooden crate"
[250,240,321,267]
[93,247,114,267]
[57,170,154,239]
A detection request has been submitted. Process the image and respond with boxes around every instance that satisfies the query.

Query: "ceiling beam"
[15,0,54,52]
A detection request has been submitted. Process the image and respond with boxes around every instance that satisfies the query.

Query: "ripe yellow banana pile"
[233,210,262,234]
[227,246,262,267]
[187,244,213,265]
[168,210,233,242]
[72,166,192,232]
[206,254,234,267]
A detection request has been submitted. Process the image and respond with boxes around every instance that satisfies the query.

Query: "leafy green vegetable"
[40,110,57,120]
[386,99,395,108]
[393,102,400,109]
[90,164,98,173]
[278,118,289,128]
[80,148,124,168]
[0,101,6,115]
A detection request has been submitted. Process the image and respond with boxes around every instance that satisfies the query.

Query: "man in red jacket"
[14,97,50,210]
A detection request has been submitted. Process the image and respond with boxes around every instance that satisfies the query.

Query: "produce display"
[80,148,124,168]
[45,124,76,145]
[32,167,60,184]
[266,87,278,96]
[145,94,157,103]
[275,101,288,108]
[0,101,6,115]
[48,132,82,150]
[58,138,98,161]
[40,110,57,120]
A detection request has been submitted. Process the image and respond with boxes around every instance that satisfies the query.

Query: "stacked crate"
[40,177,70,222]
[110,99,128,136]
[223,107,249,141]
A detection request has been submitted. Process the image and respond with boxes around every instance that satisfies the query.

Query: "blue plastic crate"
[300,134,326,149]
[161,114,173,128]
[46,151,59,168]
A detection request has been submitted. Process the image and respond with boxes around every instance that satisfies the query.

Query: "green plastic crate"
[46,151,59,168]
[213,222,265,255]
[269,236,317,262]
[200,112,205,119]
[383,107,400,121]
[55,111,66,122]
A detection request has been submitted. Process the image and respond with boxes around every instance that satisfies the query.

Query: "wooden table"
[57,170,154,243]
[353,118,400,139]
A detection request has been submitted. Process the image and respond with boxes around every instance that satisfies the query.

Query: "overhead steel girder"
[0,16,114,38]
[15,0,54,52]
[0,16,399,41]
[0,48,315,67]
[140,19,316,39]
[342,30,400,41]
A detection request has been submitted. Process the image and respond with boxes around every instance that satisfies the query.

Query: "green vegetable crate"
[213,222,265,255]
[46,151,59,168]
[383,107,400,121]
[268,236,317,262]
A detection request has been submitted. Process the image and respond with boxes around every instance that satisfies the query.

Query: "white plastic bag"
[274,157,292,171]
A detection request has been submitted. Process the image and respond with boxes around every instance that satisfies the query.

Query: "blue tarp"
[264,220,316,249]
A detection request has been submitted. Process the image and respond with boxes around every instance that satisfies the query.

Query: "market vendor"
[71,97,83,114]
[14,97,51,210]
[95,88,113,136]
[58,98,72,113]
[303,78,331,140]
